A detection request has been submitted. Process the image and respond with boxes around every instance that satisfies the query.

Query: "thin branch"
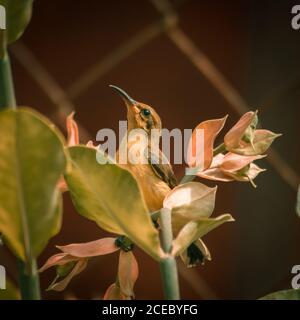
[168,28,249,115]
[66,20,174,99]
[150,0,299,190]
[65,0,193,99]
[10,42,91,142]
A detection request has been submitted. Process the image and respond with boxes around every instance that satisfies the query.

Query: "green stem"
[0,50,41,300]
[18,259,41,300]
[180,165,202,184]
[213,142,226,156]
[151,210,160,221]
[159,208,180,300]
[180,171,196,184]
[0,52,16,109]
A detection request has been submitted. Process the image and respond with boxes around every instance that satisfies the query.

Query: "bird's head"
[110,85,162,134]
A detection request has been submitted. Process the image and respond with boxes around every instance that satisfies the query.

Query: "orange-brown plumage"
[110,85,177,212]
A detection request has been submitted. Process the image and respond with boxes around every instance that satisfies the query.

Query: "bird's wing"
[148,149,177,189]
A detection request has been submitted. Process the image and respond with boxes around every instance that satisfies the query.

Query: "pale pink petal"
[187,116,227,170]
[163,182,217,235]
[227,129,281,156]
[163,182,217,217]
[224,111,256,150]
[57,177,68,193]
[251,129,281,154]
[196,153,233,182]
[56,238,119,258]
[48,259,88,292]
[225,163,266,184]
[197,167,234,182]
[247,163,266,180]
[39,253,79,273]
[221,153,266,173]
[103,283,127,300]
[210,153,225,167]
[118,251,139,298]
[66,112,79,146]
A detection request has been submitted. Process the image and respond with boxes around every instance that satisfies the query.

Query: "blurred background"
[1,0,300,299]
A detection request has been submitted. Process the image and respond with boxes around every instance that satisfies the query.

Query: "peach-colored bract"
[57,112,97,193]
[39,237,139,300]
[187,116,227,169]
[104,250,139,300]
[66,112,79,146]
[188,110,280,187]
[224,111,281,156]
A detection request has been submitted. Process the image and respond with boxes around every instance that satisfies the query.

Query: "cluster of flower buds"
[187,111,281,187]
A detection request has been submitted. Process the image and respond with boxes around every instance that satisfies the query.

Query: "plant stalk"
[0,49,41,300]
[159,208,180,300]
[180,171,196,184]
[18,259,41,300]
[0,52,16,109]
[213,142,226,156]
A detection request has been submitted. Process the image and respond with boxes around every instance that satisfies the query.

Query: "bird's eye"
[141,108,151,117]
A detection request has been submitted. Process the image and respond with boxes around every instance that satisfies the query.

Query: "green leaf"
[65,146,163,261]
[0,0,33,57]
[0,108,66,262]
[296,184,300,218]
[172,214,234,256]
[260,289,300,300]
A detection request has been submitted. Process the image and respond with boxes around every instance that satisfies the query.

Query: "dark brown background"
[1,0,300,299]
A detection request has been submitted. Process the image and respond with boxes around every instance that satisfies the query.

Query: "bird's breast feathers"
[120,162,171,212]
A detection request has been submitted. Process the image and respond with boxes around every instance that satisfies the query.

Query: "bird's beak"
[109,85,139,113]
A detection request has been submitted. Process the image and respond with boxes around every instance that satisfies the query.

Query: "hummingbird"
[110,85,204,267]
[110,85,177,212]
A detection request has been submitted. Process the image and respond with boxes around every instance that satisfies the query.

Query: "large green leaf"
[260,289,300,300]
[0,0,33,57]
[65,146,163,261]
[0,108,66,261]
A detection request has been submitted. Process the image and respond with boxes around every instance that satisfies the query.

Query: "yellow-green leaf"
[65,146,163,261]
[0,108,66,261]
[172,214,234,256]
[260,289,300,300]
[0,0,33,57]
